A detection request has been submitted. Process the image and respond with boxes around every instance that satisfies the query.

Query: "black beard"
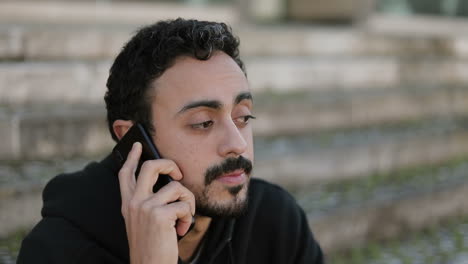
[226,184,243,196]
[195,187,249,218]
[204,156,253,186]
[194,156,253,218]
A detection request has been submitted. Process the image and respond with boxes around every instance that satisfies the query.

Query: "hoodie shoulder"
[41,158,118,219]
[19,156,130,263]
[248,178,299,210]
[233,178,324,264]
[41,161,99,210]
[18,217,124,264]
[18,217,93,263]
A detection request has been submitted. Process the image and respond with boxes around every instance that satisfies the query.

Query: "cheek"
[159,135,210,185]
[243,129,255,161]
[179,146,205,179]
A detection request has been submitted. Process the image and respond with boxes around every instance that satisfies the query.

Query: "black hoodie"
[17,155,324,264]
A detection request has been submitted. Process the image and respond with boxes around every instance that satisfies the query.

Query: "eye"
[190,120,214,130]
[234,115,256,127]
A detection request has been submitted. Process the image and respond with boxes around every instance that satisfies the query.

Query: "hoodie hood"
[41,155,130,262]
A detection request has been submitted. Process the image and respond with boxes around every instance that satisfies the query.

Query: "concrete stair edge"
[313,180,468,253]
[0,1,239,26]
[2,104,468,184]
[2,83,468,136]
[257,130,468,186]
[1,25,468,59]
[2,59,468,105]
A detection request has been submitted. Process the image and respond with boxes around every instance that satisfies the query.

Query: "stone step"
[1,58,468,105]
[1,85,468,157]
[0,26,133,61]
[239,26,468,58]
[255,117,468,185]
[310,178,468,254]
[246,56,468,93]
[0,104,112,160]
[254,86,468,136]
[366,14,468,38]
[295,156,468,253]
[0,1,238,27]
[330,217,468,263]
[0,61,109,105]
[0,156,98,238]
[2,24,468,60]
[1,97,468,183]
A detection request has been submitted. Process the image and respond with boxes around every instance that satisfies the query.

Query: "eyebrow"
[235,91,253,104]
[176,91,253,116]
[177,100,222,115]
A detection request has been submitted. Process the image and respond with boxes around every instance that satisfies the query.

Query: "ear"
[112,120,134,140]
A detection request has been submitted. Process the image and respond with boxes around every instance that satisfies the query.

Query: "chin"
[195,181,250,218]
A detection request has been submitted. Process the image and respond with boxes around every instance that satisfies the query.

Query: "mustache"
[204,156,253,185]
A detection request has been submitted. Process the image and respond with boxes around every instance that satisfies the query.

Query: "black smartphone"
[112,123,195,237]
[112,123,172,193]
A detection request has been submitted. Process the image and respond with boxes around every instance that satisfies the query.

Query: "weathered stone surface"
[17,108,113,160]
[2,86,468,160]
[246,57,468,92]
[312,181,468,253]
[0,27,23,59]
[0,115,20,160]
[245,57,400,92]
[399,59,468,85]
[0,184,42,238]
[0,61,109,105]
[2,25,468,60]
[0,106,113,160]
[366,14,468,37]
[288,0,372,20]
[256,130,468,186]
[0,1,238,26]
[248,0,285,21]
[452,37,468,58]
[238,28,391,57]
[254,86,468,136]
[0,58,404,104]
[348,87,468,126]
[22,28,131,60]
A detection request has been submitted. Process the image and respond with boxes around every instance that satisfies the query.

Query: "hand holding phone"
[114,123,196,262]
[112,123,172,192]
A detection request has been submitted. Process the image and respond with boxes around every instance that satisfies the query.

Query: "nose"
[217,119,248,158]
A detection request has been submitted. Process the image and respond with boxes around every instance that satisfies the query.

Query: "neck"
[178,215,212,262]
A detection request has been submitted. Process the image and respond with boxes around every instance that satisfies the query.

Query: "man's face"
[149,52,254,217]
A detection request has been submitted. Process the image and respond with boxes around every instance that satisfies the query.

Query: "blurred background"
[1,0,468,263]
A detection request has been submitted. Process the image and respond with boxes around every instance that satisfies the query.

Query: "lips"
[204,156,253,186]
[216,170,246,184]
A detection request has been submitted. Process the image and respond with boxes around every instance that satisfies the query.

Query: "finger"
[163,202,194,236]
[133,159,184,200]
[151,181,195,216]
[118,142,142,202]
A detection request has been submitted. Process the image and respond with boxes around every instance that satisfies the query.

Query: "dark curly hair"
[104,18,245,142]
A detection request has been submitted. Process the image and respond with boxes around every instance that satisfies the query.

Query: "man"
[17,18,324,263]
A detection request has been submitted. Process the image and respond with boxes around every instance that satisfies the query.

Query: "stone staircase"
[1,0,468,260]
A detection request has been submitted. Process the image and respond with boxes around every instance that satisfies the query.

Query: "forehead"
[151,52,249,112]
